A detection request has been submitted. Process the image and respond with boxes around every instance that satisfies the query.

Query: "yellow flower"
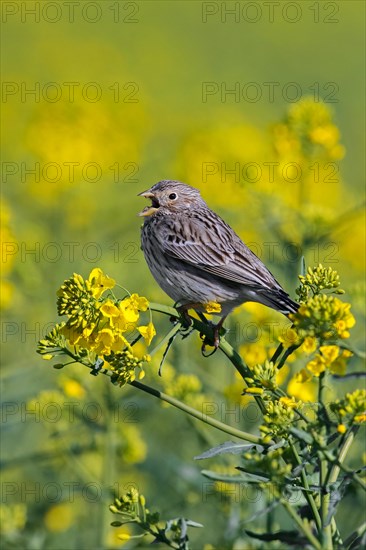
[204,301,222,314]
[303,345,352,378]
[306,356,326,377]
[111,332,129,352]
[95,328,115,353]
[119,300,139,324]
[287,375,316,402]
[88,268,115,299]
[82,324,96,339]
[319,345,339,363]
[295,368,313,383]
[60,324,83,346]
[137,322,156,346]
[279,396,298,409]
[310,124,339,148]
[333,301,355,338]
[119,294,148,326]
[111,309,128,332]
[62,379,85,399]
[279,328,299,348]
[42,354,53,360]
[337,424,347,434]
[354,414,366,423]
[44,503,73,532]
[302,336,317,354]
[100,300,120,318]
[124,293,148,312]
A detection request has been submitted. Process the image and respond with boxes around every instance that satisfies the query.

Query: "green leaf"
[267,439,286,451]
[235,467,270,482]
[246,529,307,544]
[185,520,204,528]
[194,441,263,460]
[289,427,314,445]
[325,478,351,527]
[300,256,306,277]
[201,470,247,483]
[202,469,269,484]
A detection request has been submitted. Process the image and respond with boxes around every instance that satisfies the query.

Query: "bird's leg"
[201,315,228,356]
[174,303,203,332]
[213,315,227,348]
[176,305,192,328]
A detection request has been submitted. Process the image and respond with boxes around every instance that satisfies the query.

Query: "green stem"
[100,384,116,548]
[130,380,265,445]
[318,373,333,550]
[218,336,252,379]
[281,499,322,550]
[270,342,284,364]
[276,344,300,370]
[148,322,182,357]
[343,521,366,548]
[327,429,355,486]
[289,441,322,532]
[317,446,366,491]
[320,458,333,549]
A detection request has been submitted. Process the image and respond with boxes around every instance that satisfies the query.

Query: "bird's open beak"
[138,190,160,217]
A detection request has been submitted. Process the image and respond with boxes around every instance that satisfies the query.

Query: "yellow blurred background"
[1,1,365,548]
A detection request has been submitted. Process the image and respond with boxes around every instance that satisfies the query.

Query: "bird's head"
[138,180,204,217]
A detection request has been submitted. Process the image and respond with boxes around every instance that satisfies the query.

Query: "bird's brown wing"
[157,212,282,291]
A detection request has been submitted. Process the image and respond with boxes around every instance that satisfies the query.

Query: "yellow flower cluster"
[297,264,344,303]
[106,349,150,387]
[56,268,155,355]
[245,360,278,391]
[110,487,140,516]
[110,488,160,530]
[330,389,366,430]
[304,345,353,377]
[273,98,345,163]
[290,294,355,343]
[38,269,155,385]
[260,397,301,439]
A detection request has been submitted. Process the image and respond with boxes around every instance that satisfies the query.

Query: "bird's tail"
[259,289,299,316]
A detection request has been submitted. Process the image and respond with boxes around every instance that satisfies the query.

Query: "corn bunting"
[138,180,298,347]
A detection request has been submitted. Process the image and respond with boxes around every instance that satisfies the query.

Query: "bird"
[138,180,298,348]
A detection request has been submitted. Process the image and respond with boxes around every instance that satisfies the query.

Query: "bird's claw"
[200,329,220,357]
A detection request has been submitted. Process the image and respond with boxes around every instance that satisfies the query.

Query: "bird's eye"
[169,193,177,200]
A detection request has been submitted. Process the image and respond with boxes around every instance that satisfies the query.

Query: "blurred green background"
[1,1,365,548]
